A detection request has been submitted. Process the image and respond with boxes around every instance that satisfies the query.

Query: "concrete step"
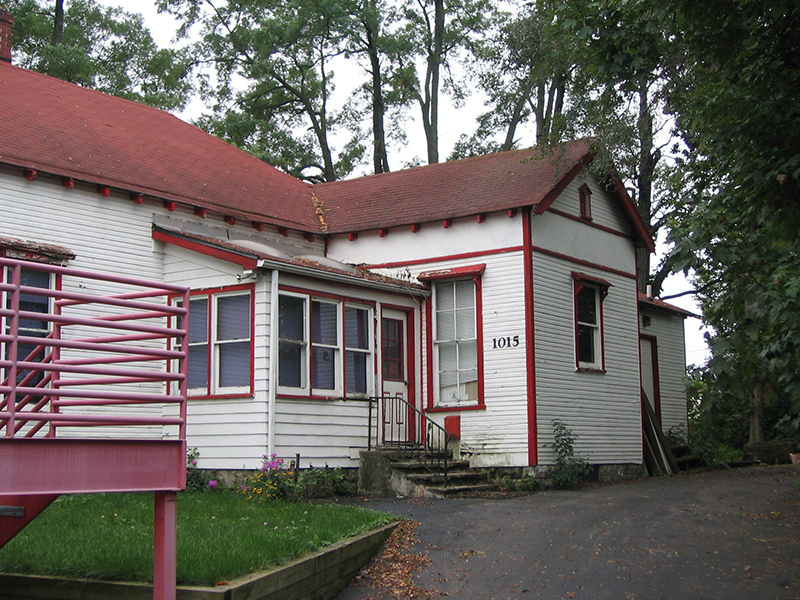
[406,471,489,485]
[388,459,470,472]
[424,483,499,498]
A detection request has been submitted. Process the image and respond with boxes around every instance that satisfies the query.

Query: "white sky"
[99,0,711,366]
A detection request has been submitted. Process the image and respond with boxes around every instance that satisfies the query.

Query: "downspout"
[523,207,538,466]
[267,269,279,458]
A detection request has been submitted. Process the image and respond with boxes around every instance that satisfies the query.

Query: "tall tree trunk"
[424,0,444,164]
[52,0,65,46]
[501,92,529,151]
[365,21,389,173]
[635,83,660,293]
[749,382,765,444]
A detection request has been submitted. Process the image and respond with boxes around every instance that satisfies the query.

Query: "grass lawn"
[0,491,394,586]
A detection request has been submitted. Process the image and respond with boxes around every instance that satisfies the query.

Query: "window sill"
[426,403,485,413]
[576,367,606,374]
[187,392,254,400]
[278,392,371,402]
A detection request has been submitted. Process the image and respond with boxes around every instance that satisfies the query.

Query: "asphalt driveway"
[335,465,800,600]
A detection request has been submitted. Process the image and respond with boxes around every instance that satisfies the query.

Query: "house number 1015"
[492,336,520,349]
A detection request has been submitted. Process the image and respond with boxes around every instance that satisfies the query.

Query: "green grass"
[0,492,394,586]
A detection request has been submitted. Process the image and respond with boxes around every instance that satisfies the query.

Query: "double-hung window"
[419,264,485,409]
[278,291,373,397]
[573,272,610,371]
[180,286,253,397]
[433,280,479,406]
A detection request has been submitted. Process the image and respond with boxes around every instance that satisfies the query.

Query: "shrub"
[241,455,356,502]
[496,475,540,493]
[549,420,592,489]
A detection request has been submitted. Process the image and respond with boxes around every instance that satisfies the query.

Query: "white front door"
[381,309,411,444]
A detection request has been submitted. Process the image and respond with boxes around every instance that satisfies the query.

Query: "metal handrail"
[368,395,451,487]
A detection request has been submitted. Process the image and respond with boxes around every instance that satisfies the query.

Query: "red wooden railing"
[0,257,189,440]
[0,257,190,600]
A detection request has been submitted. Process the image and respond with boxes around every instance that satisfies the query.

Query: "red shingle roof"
[1,61,652,250]
[0,61,317,230]
[314,141,595,233]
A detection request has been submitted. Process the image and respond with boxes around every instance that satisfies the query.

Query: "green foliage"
[495,474,540,493]
[0,492,393,586]
[5,0,193,110]
[549,419,592,489]
[663,0,800,445]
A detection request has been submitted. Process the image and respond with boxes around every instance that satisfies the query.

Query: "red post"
[153,491,177,600]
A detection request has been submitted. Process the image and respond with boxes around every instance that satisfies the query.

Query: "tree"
[159,0,364,182]
[562,0,675,294]
[663,0,800,446]
[389,0,492,164]
[343,0,406,174]
[6,0,193,111]
[452,1,577,159]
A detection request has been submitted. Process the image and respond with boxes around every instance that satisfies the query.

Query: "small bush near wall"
[549,420,593,489]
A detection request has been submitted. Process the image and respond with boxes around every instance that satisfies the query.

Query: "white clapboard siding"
[328,212,524,271]
[273,399,372,468]
[551,173,632,233]
[533,250,642,465]
[362,220,534,466]
[1,171,171,438]
[642,308,689,436]
[161,243,270,469]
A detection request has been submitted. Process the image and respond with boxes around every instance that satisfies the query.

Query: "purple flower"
[208,479,218,489]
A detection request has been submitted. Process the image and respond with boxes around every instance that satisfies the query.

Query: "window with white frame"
[278,292,372,397]
[433,279,479,406]
[179,287,253,396]
[573,273,609,371]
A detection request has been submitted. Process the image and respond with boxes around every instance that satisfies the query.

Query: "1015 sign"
[492,335,520,349]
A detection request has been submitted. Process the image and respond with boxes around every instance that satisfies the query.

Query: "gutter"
[255,258,429,297]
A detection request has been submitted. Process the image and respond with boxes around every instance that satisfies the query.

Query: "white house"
[0,13,691,479]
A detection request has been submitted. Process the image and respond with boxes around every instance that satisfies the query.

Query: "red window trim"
[572,273,608,373]
[172,283,255,398]
[425,270,485,411]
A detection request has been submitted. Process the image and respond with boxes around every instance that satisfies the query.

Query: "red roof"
[0,61,317,230]
[316,141,653,249]
[1,61,652,250]
[316,144,592,232]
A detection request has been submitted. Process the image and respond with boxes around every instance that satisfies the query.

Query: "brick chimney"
[0,8,13,63]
